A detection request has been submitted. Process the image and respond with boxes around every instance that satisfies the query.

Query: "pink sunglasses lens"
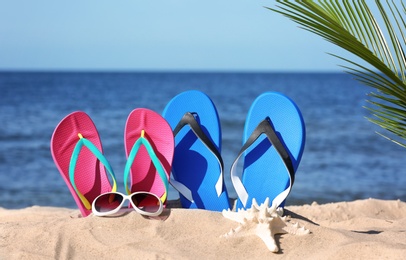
[131,193,161,213]
[93,193,123,213]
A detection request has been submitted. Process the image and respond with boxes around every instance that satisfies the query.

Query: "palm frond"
[268,0,406,147]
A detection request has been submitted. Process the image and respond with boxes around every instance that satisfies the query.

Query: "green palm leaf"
[268,1,406,148]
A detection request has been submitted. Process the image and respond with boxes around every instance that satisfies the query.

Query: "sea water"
[1,72,405,209]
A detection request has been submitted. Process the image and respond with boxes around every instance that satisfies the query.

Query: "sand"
[1,198,405,259]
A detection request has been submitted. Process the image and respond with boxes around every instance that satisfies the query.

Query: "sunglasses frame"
[92,191,164,217]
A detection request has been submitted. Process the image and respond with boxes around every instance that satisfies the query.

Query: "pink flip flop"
[124,108,174,205]
[51,111,113,217]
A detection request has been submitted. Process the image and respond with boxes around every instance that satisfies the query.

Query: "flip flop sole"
[51,111,112,217]
[163,90,230,211]
[124,108,174,201]
[236,92,305,209]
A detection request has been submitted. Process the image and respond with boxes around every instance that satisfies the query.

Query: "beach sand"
[1,198,405,259]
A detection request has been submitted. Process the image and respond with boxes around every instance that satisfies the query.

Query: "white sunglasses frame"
[92,191,164,217]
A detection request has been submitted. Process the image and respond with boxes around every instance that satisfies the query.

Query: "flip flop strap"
[173,112,224,199]
[123,134,169,204]
[69,134,117,210]
[230,117,295,209]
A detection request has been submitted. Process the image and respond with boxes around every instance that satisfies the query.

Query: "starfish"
[222,198,310,253]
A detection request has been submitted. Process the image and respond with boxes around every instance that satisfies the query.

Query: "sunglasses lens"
[131,193,162,214]
[93,193,124,213]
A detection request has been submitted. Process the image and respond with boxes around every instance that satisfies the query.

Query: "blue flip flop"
[163,90,230,211]
[231,92,305,210]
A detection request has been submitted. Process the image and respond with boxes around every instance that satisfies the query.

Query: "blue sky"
[0,1,355,72]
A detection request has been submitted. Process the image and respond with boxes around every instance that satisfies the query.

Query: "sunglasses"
[70,131,167,217]
[92,191,164,217]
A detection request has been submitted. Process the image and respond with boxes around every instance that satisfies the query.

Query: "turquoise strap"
[123,131,169,203]
[69,134,117,210]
